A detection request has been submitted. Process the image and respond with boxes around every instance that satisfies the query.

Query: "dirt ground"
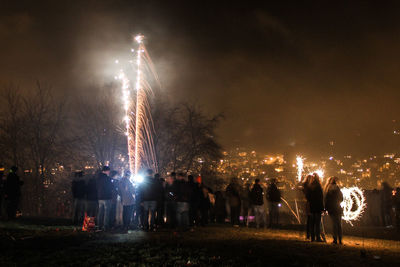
[0,220,399,266]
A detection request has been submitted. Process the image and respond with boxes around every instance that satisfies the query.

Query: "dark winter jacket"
[226,183,241,207]
[86,176,98,201]
[188,181,201,204]
[96,172,113,200]
[165,183,175,202]
[5,172,22,199]
[172,179,192,203]
[250,183,264,205]
[266,183,281,203]
[72,179,86,199]
[139,176,163,202]
[324,184,343,216]
[306,182,324,213]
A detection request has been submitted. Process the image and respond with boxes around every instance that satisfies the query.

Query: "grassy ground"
[0,220,399,266]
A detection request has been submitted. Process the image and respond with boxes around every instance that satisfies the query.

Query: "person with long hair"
[306,173,324,242]
[301,175,313,239]
[324,176,343,244]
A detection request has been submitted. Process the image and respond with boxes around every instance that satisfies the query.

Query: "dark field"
[1,219,399,266]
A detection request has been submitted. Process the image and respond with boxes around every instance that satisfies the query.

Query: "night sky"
[2,1,400,157]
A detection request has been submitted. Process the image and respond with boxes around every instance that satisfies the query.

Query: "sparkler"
[116,34,159,175]
[296,156,304,182]
[340,187,366,225]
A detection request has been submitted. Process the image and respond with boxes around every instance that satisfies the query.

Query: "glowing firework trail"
[340,187,366,225]
[296,156,304,182]
[118,70,135,173]
[281,197,301,224]
[117,34,159,174]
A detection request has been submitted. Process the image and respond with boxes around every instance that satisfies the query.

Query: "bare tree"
[75,84,126,170]
[22,82,69,214]
[153,103,223,175]
[0,84,25,167]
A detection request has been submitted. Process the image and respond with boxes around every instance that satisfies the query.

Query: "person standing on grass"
[119,171,135,230]
[71,171,86,225]
[301,175,313,240]
[266,178,281,228]
[324,176,343,244]
[306,173,324,242]
[96,166,113,231]
[4,166,23,220]
[139,169,162,231]
[173,172,193,231]
[249,179,266,228]
[155,173,165,227]
[226,178,241,227]
[85,173,98,218]
[109,170,120,228]
[165,172,177,228]
[188,174,201,226]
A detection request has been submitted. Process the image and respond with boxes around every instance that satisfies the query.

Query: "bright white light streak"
[340,187,366,225]
[296,156,304,182]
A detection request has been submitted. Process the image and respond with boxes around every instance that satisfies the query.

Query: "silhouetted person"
[0,167,5,220]
[250,179,266,228]
[324,176,343,244]
[392,187,400,232]
[306,173,324,242]
[226,179,241,227]
[214,191,226,223]
[155,173,165,227]
[109,170,119,228]
[380,181,393,227]
[301,175,313,239]
[165,172,177,228]
[96,166,112,230]
[199,183,211,226]
[188,175,200,226]
[139,169,162,231]
[85,173,98,217]
[119,171,135,230]
[72,171,86,225]
[241,183,251,226]
[4,166,23,220]
[266,178,281,228]
[173,173,192,230]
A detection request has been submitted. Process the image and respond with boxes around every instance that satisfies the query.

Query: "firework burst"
[116,34,159,174]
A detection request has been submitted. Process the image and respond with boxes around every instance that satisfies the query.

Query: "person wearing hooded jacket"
[324,176,343,244]
[250,179,266,228]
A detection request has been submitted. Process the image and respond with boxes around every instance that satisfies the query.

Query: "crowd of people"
[71,167,283,232]
[2,163,400,243]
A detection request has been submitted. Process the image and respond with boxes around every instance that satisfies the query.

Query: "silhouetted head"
[177,172,186,180]
[255,178,260,184]
[102,166,111,176]
[188,175,194,183]
[146,169,154,177]
[154,173,161,179]
[124,170,131,178]
[10,166,18,173]
[110,170,119,179]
